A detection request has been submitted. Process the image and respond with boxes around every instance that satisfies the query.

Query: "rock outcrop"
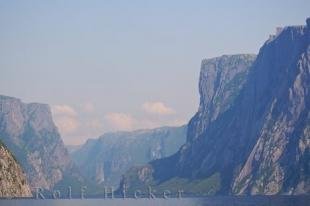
[72,126,187,187]
[0,95,83,191]
[121,19,310,195]
[0,140,32,197]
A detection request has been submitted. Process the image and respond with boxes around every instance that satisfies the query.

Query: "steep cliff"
[232,23,310,195]
[0,140,32,197]
[121,54,256,195]
[187,54,256,143]
[0,95,84,191]
[121,19,310,195]
[72,126,187,187]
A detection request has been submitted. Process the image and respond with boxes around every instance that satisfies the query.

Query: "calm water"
[0,196,309,206]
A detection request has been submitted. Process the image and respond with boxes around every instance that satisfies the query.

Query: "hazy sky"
[1,0,309,145]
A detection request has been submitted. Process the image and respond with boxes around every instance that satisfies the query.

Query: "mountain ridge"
[71,125,187,188]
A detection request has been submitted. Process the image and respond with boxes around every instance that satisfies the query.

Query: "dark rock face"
[232,25,310,195]
[0,95,82,191]
[122,20,310,195]
[0,141,32,197]
[72,126,187,187]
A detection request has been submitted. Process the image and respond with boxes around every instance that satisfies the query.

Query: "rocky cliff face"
[232,23,310,195]
[0,95,83,191]
[187,54,256,143]
[121,54,256,195]
[72,126,187,187]
[122,19,310,195]
[0,140,32,197]
[179,54,256,178]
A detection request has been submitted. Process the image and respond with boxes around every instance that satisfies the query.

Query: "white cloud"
[51,105,77,116]
[50,102,185,145]
[82,102,95,113]
[51,104,79,135]
[51,104,105,145]
[54,116,79,134]
[104,113,135,131]
[87,119,103,130]
[142,101,175,115]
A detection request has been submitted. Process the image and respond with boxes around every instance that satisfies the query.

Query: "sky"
[0,0,309,145]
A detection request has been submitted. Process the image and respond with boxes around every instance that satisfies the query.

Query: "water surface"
[0,196,309,206]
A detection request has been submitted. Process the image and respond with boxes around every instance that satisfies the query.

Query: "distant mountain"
[0,95,85,192]
[121,19,310,195]
[71,126,187,188]
[0,140,32,198]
